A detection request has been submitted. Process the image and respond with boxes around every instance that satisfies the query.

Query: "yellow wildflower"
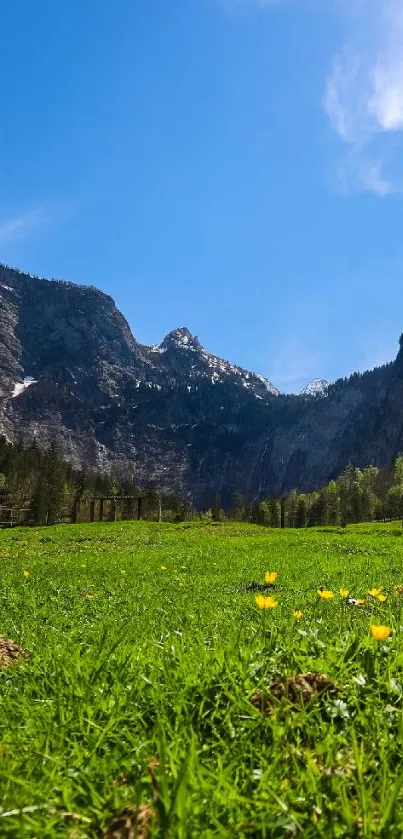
[340,588,349,598]
[265,571,278,585]
[293,610,303,619]
[23,570,30,578]
[376,594,387,603]
[160,565,167,570]
[370,624,391,641]
[255,594,278,609]
[317,589,334,600]
[368,588,383,598]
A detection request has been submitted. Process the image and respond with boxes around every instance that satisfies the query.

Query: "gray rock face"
[0,264,401,506]
[300,379,330,397]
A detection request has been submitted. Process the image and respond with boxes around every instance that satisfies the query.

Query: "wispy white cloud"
[324,0,403,194]
[358,159,393,197]
[0,208,46,246]
[336,153,394,196]
[218,0,403,195]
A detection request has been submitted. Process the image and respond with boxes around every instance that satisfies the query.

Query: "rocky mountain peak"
[148,327,279,397]
[159,327,201,352]
[300,379,330,397]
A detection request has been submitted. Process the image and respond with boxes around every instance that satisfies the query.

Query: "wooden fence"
[71,494,155,523]
[0,494,196,527]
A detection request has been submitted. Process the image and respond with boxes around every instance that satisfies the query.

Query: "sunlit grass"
[0,520,403,835]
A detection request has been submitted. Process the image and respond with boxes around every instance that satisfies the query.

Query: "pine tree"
[32,472,50,524]
[286,491,298,527]
[232,492,245,521]
[268,498,281,528]
[295,496,307,528]
[325,481,340,526]
[46,445,66,524]
[307,494,327,527]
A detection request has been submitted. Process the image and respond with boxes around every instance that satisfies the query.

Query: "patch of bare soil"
[103,804,155,839]
[0,637,29,668]
[242,581,276,593]
[251,672,337,711]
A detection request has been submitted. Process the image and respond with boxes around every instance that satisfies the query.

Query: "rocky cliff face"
[300,379,330,397]
[0,264,401,506]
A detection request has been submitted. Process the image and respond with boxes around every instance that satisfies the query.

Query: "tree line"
[2,434,402,528]
[0,437,190,525]
[232,458,403,527]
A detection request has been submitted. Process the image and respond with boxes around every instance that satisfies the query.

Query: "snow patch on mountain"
[300,379,330,397]
[12,376,37,398]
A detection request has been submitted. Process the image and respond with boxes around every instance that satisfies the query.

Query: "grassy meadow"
[1,520,403,837]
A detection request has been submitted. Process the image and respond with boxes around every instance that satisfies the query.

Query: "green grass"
[1,520,403,837]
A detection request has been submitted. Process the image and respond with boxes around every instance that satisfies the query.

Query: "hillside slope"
[0,264,401,505]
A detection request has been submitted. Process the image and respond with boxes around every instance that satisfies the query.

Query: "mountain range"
[0,263,401,507]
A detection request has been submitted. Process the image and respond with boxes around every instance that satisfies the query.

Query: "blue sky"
[1,0,403,392]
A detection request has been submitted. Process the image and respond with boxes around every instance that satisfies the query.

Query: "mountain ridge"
[0,263,401,506]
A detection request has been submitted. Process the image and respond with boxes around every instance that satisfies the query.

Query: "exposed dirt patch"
[103,804,155,839]
[251,672,337,712]
[245,581,275,592]
[0,637,29,668]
